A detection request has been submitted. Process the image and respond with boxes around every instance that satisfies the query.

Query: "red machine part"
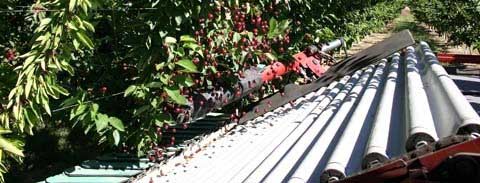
[340,136,480,183]
[261,52,327,82]
[437,53,480,64]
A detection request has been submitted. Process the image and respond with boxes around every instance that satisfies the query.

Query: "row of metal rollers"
[144,42,480,183]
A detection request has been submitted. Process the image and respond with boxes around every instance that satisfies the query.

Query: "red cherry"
[208,13,215,20]
[100,86,107,94]
[253,28,258,35]
[175,108,182,113]
[148,155,155,162]
[193,57,200,64]
[241,37,247,43]
[5,49,16,61]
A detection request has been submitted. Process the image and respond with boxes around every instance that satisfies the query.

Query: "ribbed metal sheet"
[134,42,480,183]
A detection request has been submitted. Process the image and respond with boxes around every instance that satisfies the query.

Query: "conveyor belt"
[134,42,480,183]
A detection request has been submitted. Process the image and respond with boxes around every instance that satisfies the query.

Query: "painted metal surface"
[437,53,480,64]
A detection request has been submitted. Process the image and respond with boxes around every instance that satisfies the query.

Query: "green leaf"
[124,85,137,97]
[176,59,198,73]
[164,86,187,105]
[155,63,166,71]
[0,129,12,135]
[67,22,78,31]
[75,31,94,49]
[69,0,77,12]
[183,42,199,50]
[146,82,163,88]
[25,77,33,98]
[268,18,278,38]
[83,20,95,32]
[233,33,241,43]
[72,104,87,119]
[109,117,125,132]
[180,35,196,42]
[52,85,69,96]
[175,16,183,26]
[95,114,109,132]
[90,103,99,119]
[154,113,173,126]
[175,75,194,87]
[133,105,150,117]
[265,53,277,61]
[112,130,120,146]
[42,98,51,116]
[165,37,177,44]
[0,137,23,157]
[160,74,171,85]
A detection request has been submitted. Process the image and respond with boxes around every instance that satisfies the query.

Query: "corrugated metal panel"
[41,114,230,183]
[134,42,480,183]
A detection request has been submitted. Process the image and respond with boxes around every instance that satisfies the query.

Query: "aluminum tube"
[159,113,271,183]
[155,106,289,183]
[263,66,374,183]
[234,77,349,183]
[244,69,365,183]
[321,38,345,52]
[405,46,438,152]
[317,60,387,182]
[223,82,342,183]
[362,54,402,169]
[176,92,320,183]
[205,88,330,183]
[416,41,480,136]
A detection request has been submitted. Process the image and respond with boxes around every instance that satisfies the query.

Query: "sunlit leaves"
[175,59,198,73]
[411,0,480,51]
[164,86,187,105]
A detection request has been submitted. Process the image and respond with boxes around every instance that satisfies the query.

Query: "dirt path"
[338,11,479,57]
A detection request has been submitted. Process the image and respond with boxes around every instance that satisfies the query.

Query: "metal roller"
[201,90,330,183]
[224,82,342,183]
[179,93,318,183]
[269,67,374,182]
[244,68,365,183]
[416,42,480,137]
[319,60,387,181]
[362,54,403,169]
[404,46,439,152]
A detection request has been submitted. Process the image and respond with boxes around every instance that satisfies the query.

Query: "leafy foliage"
[0,0,404,181]
[409,0,480,51]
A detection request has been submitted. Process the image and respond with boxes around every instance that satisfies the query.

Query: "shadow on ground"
[393,14,447,53]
